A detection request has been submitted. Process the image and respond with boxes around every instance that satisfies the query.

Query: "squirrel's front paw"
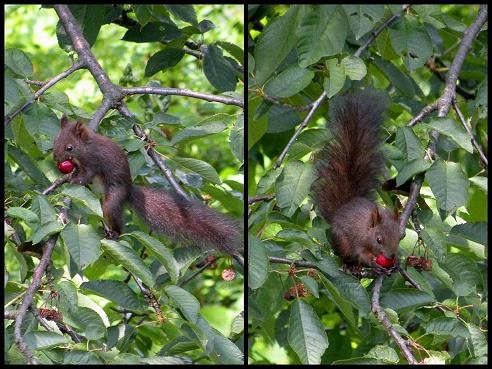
[105,229,120,240]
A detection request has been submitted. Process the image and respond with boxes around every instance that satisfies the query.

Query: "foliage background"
[5,4,244,365]
[248,4,487,365]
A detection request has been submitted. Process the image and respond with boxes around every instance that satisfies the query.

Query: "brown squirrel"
[53,116,243,255]
[311,90,399,269]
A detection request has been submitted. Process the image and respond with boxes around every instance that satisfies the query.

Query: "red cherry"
[57,160,74,174]
[375,253,395,268]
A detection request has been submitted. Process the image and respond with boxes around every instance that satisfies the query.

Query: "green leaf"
[203,44,237,92]
[467,323,488,357]
[298,6,348,68]
[318,275,357,331]
[420,227,447,262]
[71,306,106,340]
[264,65,314,98]
[396,158,431,186]
[266,104,300,133]
[165,285,200,324]
[248,96,268,149]
[425,160,469,212]
[171,121,226,145]
[5,48,33,78]
[57,280,78,313]
[145,48,185,77]
[365,345,399,364]
[64,351,103,364]
[254,5,302,84]
[164,5,198,26]
[342,5,385,40]
[426,317,470,338]
[134,5,152,26]
[172,157,221,185]
[288,300,329,364]
[395,127,425,161]
[324,58,345,98]
[31,221,64,245]
[231,312,244,335]
[61,185,104,218]
[229,114,244,161]
[376,29,399,59]
[23,332,67,350]
[128,231,179,283]
[299,276,319,298]
[6,207,40,225]
[81,280,144,310]
[217,41,244,65]
[101,239,155,288]
[122,22,181,43]
[373,56,416,97]
[341,55,367,80]
[450,222,487,246]
[390,23,433,70]
[276,161,315,217]
[61,224,101,270]
[313,257,371,314]
[443,253,480,296]
[196,316,244,364]
[380,288,435,311]
[248,236,269,289]
[424,118,473,153]
[34,196,57,224]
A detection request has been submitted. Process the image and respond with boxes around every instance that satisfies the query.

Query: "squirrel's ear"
[369,207,382,228]
[74,122,90,141]
[61,115,69,127]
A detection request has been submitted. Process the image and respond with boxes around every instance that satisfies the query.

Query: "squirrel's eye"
[376,236,382,244]
[66,145,73,151]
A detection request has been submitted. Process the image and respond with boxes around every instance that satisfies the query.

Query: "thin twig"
[122,87,243,108]
[13,198,70,364]
[41,174,71,195]
[274,92,327,169]
[399,175,424,238]
[452,99,488,167]
[178,256,222,287]
[14,235,58,364]
[354,4,411,58]
[4,61,84,125]
[372,275,418,364]
[248,194,275,205]
[117,104,189,199]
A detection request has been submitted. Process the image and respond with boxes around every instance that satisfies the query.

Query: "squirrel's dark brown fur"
[53,117,242,255]
[311,90,399,268]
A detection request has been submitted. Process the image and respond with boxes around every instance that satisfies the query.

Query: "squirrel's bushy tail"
[311,90,388,222]
[129,186,243,255]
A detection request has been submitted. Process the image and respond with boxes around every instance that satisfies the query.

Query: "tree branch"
[408,5,488,126]
[53,5,189,199]
[273,4,410,170]
[122,87,243,108]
